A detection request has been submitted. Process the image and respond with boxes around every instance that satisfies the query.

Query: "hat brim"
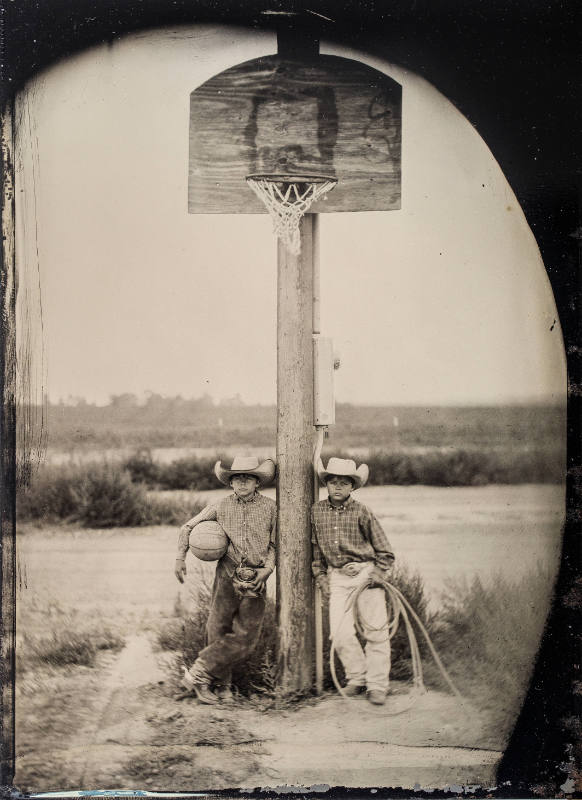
[316,459,369,489]
[215,458,276,488]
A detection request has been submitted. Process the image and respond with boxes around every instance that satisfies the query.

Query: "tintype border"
[1,0,580,795]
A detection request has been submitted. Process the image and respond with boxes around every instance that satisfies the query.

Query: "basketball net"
[246,175,338,255]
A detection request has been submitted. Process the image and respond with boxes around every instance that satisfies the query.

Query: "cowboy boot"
[181,662,219,705]
[366,689,386,705]
[215,684,235,704]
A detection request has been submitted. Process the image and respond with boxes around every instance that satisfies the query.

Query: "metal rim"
[246,173,338,186]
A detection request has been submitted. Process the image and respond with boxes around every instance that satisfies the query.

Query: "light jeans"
[329,562,391,693]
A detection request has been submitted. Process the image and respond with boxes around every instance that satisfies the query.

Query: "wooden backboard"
[188,54,401,214]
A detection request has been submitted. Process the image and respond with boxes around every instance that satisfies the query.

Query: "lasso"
[329,575,465,716]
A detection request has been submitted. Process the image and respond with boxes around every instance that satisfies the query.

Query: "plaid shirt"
[311,497,394,577]
[177,492,277,574]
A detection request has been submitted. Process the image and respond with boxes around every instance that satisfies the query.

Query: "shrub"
[144,492,204,526]
[121,451,233,491]
[122,444,564,491]
[17,466,81,521]
[160,560,435,700]
[325,446,564,486]
[17,462,204,527]
[72,464,150,527]
[156,455,230,491]
[123,449,161,485]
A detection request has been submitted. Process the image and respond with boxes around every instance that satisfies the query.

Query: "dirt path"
[75,634,168,786]
[16,633,502,792]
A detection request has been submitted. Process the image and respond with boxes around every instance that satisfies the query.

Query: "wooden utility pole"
[312,216,325,695]
[276,214,316,693]
[1,100,16,786]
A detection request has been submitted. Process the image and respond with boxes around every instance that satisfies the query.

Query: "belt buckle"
[341,562,363,576]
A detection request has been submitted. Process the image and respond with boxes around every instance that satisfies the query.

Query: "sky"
[15,26,566,407]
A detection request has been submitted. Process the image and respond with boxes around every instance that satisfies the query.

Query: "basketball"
[189,521,228,561]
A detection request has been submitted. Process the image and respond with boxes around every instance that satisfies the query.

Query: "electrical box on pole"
[313,336,335,426]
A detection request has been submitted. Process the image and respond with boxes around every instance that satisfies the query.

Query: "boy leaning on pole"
[312,457,395,705]
[174,455,276,705]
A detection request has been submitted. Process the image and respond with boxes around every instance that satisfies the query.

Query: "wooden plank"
[189,54,401,214]
[0,99,16,787]
[275,215,315,693]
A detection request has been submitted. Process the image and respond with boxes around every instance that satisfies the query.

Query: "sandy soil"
[15,631,501,793]
[14,484,563,792]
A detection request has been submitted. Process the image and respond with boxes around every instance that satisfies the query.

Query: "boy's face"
[230,474,259,499]
[326,475,354,505]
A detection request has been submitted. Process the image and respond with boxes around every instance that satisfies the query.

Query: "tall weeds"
[159,564,279,699]
[159,559,551,735]
[159,561,436,698]
[17,598,125,673]
[17,462,203,527]
[431,564,553,740]
[17,444,564,528]
[122,447,564,491]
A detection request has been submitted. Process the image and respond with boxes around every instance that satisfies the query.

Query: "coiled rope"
[329,575,465,716]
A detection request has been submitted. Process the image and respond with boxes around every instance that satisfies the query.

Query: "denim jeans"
[196,559,266,681]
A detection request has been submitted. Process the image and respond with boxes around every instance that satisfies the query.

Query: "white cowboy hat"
[214,456,276,488]
[317,457,369,489]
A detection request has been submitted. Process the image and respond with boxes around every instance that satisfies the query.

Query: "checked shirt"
[311,497,394,578]
[177,492,276,575]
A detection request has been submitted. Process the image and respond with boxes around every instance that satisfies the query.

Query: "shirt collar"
[233,491,259,504]
[325,496,354,511]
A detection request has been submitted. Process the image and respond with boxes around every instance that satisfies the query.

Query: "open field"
[31,400,565,455]
[14,483,564,791]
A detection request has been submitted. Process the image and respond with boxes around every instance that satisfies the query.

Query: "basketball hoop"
[246,174,338,255]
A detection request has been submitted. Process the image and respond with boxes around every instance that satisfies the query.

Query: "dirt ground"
[15,631,501,793]
[14,484,563,792]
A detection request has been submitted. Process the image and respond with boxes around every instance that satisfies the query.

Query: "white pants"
[329,562,391,692]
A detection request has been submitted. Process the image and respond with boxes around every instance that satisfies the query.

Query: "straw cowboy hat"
[317,457,369,489]
[214,456,276,488]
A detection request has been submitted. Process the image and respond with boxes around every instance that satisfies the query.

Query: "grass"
[20,629,124,669]
[431,564,553,741]
[34,400,566,453]
[158,559,552,734]
[17,598,125,673]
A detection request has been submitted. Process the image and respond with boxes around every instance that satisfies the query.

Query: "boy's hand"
[315,574,329,597]
[174,558,187,584]
[248,567,270,592]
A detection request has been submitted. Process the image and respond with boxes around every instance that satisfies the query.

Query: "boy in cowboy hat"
[174,455,276,705]
[311,457,395,705]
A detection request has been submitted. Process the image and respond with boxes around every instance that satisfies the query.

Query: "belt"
[335,561,370,576]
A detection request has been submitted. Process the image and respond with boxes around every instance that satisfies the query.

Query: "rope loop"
[329,576,464,715]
